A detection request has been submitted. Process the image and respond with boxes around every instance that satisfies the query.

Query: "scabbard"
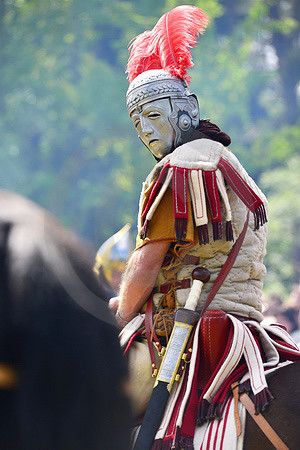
[133,308,199,450]
[133,382,169,450]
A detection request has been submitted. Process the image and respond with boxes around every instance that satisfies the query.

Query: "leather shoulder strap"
[200,211,249,316]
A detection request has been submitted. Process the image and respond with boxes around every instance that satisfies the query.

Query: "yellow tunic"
[134,140,267,322]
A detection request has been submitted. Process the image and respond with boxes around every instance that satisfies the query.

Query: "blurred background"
[0,0,299,311]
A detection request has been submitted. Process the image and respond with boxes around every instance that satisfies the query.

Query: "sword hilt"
[133,267,210,450]
[185,266,211,311]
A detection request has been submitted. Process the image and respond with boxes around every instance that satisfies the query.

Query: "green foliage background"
[0,0,299,298]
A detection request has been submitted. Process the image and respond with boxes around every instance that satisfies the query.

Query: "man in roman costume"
[109,6,300,448]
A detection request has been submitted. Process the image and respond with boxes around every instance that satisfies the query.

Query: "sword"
[133,266,210,450]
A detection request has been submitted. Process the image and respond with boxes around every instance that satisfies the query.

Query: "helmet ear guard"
[178,113,192,132]
[169,95,200,147]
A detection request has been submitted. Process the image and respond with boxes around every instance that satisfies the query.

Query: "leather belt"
[159,278,191,294]
[145,297,162,376]
[162,254,200,267]
[239,392,289,450]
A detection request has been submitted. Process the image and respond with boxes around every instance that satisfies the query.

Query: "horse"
[244,360,300,449]
[0,190,131,449]
[127,309,300,449]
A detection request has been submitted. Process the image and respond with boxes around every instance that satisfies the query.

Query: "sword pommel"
[184,266,211,311]
[192,266,211,283]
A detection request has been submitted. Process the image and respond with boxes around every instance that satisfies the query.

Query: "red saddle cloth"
[198,309,230,389]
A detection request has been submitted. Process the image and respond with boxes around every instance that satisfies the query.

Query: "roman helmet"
[126,6,209,152]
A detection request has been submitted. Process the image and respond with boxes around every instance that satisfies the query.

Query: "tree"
[0,1,299,299]
[261,156,300,297]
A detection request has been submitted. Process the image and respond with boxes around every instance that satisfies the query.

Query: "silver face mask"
[127,70,200,158]
[130,98,175,159]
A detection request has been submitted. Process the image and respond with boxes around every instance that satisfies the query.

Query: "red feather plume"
[127,5,209,83]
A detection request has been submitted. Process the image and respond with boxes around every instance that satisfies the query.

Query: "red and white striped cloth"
[125,314,300,449]
[138,140,267,244]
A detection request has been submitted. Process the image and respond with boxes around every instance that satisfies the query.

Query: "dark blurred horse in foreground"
[0,190,131,450]
[244,360,300,449]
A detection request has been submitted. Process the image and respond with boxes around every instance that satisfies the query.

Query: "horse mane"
[0,190,130,449]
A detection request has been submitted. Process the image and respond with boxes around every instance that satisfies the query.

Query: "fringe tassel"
[238,379,251,394]
[207,401,223,420]
[178,435,194,449]
[212,221,222,241]
[151,438,172,450]
[197,224,209,245]
[226,220,234,241]
[253,388,274,414]
[198,395,231,424]
[206,401,218,420]
[239,381,274,414]
[253,204,267,231]
[172,427,194,449]
[175,218,187,240]
[206,393,230,421]
[140,219,149,239]
[197,399,210,425]
[218,157,268,228]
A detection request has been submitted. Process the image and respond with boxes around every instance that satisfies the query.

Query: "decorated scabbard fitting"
[159,347,166,357]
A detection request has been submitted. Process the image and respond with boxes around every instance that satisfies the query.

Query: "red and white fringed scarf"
[149,316,300,449]
[133,393,247,450]
[139,154,267,244]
